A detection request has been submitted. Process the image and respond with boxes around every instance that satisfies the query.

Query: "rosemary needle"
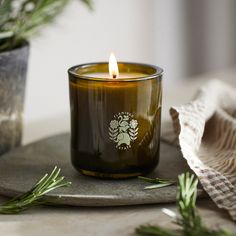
[138,176,176,190]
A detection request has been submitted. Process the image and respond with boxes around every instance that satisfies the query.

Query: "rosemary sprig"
[138,176,175,190]
[0,0,92,51]
[0,166,71,214]
[136,172,232,236]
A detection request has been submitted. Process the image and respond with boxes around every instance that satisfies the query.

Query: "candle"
[68,54,163,179]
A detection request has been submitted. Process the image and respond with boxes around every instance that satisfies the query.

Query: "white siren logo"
[109,112,139,150]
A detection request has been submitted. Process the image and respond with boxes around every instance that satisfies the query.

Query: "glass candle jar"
[68,62,163,179]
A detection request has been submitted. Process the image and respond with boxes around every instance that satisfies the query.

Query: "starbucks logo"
[109,112,139,150]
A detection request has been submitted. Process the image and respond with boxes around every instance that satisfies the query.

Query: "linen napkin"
[168,79,236,220]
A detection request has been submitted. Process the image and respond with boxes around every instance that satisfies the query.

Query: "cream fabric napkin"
[168,80,236,220]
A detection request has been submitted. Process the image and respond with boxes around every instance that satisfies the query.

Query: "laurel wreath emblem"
[109,112,139,150]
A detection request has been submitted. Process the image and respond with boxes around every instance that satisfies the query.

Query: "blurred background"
[24,0,236,142]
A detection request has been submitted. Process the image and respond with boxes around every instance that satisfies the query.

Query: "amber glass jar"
[68,62,163,179]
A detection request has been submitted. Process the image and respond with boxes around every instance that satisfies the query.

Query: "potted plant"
[0,0,92,155]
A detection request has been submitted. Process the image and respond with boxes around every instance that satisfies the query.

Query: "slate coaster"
[0,133,205,206]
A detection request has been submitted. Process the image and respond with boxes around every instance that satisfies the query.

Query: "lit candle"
[68,54,163,179]
[82,53,147,79]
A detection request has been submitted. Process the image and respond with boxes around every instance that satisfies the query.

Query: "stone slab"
[0,133,205,206]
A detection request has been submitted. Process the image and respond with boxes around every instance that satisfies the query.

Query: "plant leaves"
[0,166,71,214]
[138,176,176,190]
[144,182,175,190]
[0,0,93,52]
[135,173,233,236]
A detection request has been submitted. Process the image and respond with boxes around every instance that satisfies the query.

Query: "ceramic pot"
[0,42,29,155]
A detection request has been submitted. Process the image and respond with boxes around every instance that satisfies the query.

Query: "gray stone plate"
[0,133,205,206]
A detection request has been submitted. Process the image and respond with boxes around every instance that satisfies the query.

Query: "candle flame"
[109,52,119,79]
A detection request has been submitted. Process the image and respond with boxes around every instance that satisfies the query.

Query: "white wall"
[152,1,187,85]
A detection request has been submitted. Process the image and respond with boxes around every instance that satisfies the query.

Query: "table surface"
[1,69,236,236]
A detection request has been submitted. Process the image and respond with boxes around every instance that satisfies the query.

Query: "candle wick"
[112,74,117,79]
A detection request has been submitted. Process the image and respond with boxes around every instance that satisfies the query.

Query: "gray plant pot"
[0,42,29,155]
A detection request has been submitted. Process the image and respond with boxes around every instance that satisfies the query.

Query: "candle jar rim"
[68,62,163,82]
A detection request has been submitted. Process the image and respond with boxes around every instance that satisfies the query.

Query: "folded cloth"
[170,79,236,220]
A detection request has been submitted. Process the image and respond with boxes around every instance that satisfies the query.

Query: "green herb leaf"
[135,172,233,236]
[144,182,175,190]
[0,0,93,51]
[0,166,71,214]
[138,176,175,190]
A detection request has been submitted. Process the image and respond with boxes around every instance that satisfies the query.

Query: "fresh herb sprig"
[0,0,92,52]
[138,176,175,190]
[136,173,232,236]
[0,166,71,214]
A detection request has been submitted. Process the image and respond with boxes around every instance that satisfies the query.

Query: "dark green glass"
[68,62,163,179]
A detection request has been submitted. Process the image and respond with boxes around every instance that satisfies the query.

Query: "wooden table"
[0,69,235,235]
